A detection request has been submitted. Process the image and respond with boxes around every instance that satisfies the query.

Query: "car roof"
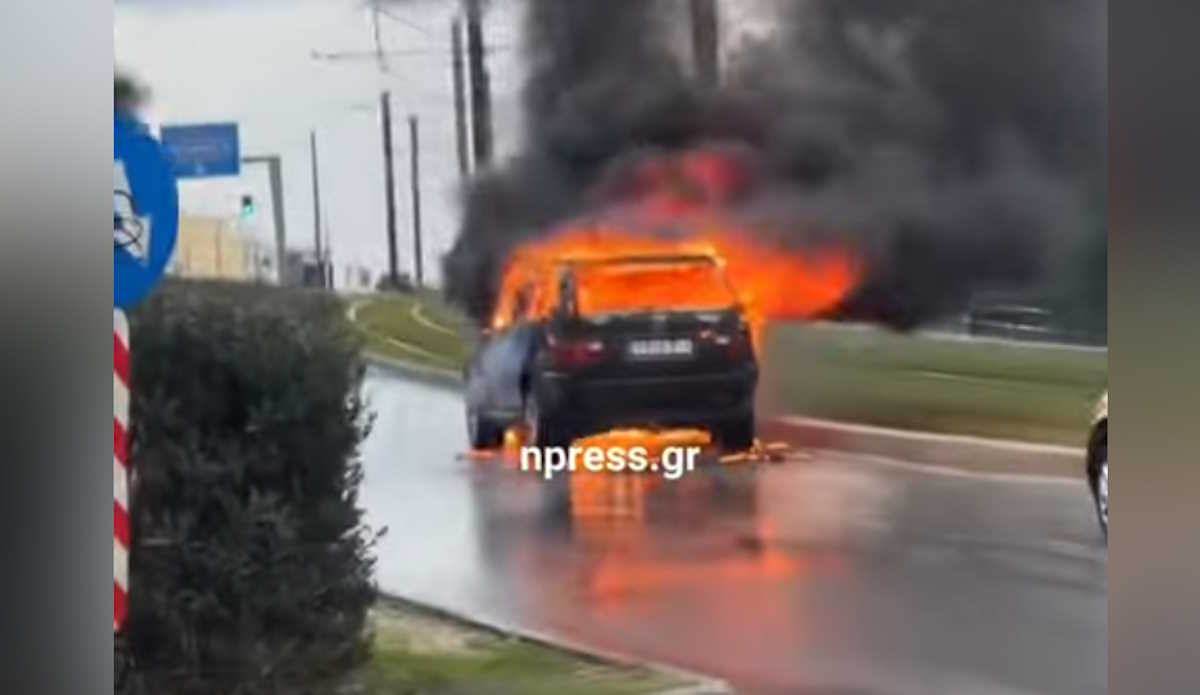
[557,253,719,268]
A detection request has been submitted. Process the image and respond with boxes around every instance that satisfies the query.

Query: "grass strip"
[367,600,689,695]
[761,323,1107,446]
[350,293,1107,446]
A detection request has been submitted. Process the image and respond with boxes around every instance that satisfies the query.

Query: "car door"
[484,322,538,415]
[469,323,538,416]
[465,334,494,413]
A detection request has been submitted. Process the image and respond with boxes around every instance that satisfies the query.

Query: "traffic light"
[239,194,256,220]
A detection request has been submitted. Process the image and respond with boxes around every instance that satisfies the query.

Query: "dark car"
[965,303,1057,341]
[464,254,758,450]
[1085,392,1108,540]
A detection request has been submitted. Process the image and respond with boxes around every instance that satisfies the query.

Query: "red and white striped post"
[114,309,131,632]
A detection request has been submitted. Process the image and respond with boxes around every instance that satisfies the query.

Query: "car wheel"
[1092,444,1108,540]
[718,412,755,452]
[524,390,566,448]
[1087,422,1108,540]
[467,407,503,449]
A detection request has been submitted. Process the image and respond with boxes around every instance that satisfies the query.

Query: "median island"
[352,291,1106,446]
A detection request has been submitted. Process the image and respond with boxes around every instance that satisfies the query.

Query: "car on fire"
[464,254,758,451]
[1085,391,1108,539]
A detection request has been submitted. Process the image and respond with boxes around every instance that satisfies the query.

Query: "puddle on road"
[456,431,849,611]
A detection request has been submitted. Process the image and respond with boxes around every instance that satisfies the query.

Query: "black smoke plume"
[444,0,1106,331]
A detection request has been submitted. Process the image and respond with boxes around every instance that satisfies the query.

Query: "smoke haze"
[444,0,1106,330]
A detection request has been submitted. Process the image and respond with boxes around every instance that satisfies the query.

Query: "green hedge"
[120,281,377,694]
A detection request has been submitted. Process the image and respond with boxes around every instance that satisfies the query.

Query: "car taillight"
[727,329,752,359]
[548,337,606,368]
[701,325,752,359]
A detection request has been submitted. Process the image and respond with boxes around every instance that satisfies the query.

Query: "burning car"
[465,253,758,451]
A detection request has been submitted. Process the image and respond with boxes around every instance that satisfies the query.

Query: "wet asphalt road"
[360,366,1107,694]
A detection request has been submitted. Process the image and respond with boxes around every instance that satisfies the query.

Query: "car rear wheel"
[524,390,567,449]
[1087,421,1108,540]
[1091,446,1108,540]
[718,412,755,452]
[467,407,503,449]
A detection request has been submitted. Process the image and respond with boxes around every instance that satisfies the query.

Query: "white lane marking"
[915,369,1025,386]
[349,299,460,371]
[776,415,1085,457]
[803,449,1082,485]
[410,302,458,336]
[921,331,1109,354]
[387,336,449,362]
[1043,537,1104,560]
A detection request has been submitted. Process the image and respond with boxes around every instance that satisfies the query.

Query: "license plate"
[627,338,694,359]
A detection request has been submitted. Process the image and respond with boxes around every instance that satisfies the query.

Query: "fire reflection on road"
[573,470,804,605]
[466,440,852,618]
[365,371,1106,693]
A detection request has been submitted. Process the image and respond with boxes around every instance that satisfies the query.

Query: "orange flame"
[491,224,860,352]
[489,149,861,355]
[572,427,712,460]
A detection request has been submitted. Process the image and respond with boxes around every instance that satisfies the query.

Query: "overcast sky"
[113,0,780,287]
[115,0,526,288]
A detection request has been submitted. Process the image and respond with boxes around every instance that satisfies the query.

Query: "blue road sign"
[114,116,179,309]
[160,122,240,178]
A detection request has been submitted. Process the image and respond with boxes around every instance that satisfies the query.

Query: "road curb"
[376,593,732,694]
[360,353,1084,480]
[760,415,1085,479]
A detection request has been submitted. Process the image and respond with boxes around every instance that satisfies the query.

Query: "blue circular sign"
[114,116,179,309]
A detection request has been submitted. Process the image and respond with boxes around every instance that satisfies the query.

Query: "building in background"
[282,250,321,288]
[170,215,274,282]
[341,263,375,293]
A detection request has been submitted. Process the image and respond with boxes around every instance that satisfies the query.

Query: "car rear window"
[571,260,737,316]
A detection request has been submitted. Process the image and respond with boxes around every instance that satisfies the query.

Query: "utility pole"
[241,155,286,285]
[465,0,493,166]
[689,0,719,87]
[380,91,400,287]
[309,130,325,288]
[451,16,470,177]
[371,1,388,73]
[214,221,223,277]
[321,206,333,290]
[408,115,423,287]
